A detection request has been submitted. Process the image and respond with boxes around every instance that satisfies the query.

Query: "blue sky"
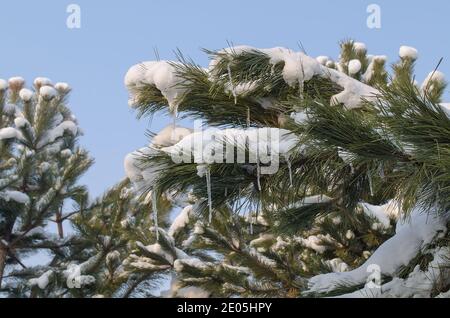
[1,0,449,197]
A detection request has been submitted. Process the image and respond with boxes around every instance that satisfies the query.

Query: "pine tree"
[121,41,450,298]
[0,77,92,296]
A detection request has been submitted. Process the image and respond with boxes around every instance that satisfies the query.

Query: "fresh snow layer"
[316,56,330,66]
[308,204,447,294]
[0,79,7,90]
[55,82,71,93]
[39,86,57,100]
[399,46,418,60]
[126,126,300,195]
[361,200,399,228]
[0,190,30,204]
[19,88,34,101]
[125,46,379,110]
[325,258,350,273]
[362,55,387,83]
[290,111,309,124]
[353,42,367,53]
[211,46,378,109]
[8,76,25,89]
[0,127,19,140]
[421,70,445,92]
[168,205,193,237]
[348,59,362,75]
[34,77,52,87]
[125,125,191,189]
[336,246,450,298]
[152,125,193,147]
[28,270,54,289]
[14,117,29,129]
[37,121,78,148]
[161,127,299,165]
[124,61,186,114]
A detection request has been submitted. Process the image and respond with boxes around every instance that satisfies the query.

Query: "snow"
[0,127,19,140]
[193,221,205,235]
[308,204,447,294]
[361,200,399,228]
[34,77,52,88]
[0,79,7,90]
[8,76,25,90]
[124,61,187,115]
[196,164,208,178]
[325,60,335,68]
[290,111,309,124]
[137,242,174,264]
[345,230,355,240]
[126,46,379,111]
[168,205,193,237]
[325,258,349,273]
[161,127,299,169]
[163,277,211,298]
[174,257,211,272]
[124,147,162,190]
[37,121,78,148]
[210,46,379,109]
[353,42,367,53]
[60,149,72,158]
[290,195,332,209]
[125,125,193,190]
[316,56,329,66]
[39,86,57,100]
[28,270,54,289]
[337,246,450,298]
[362,55,387,83]
[0,190,30,204]
[225,81,258,98]
[348,59,362,75]
[54,82,71,93]
[19,88,33,102]
[421,70,445,92]
[247,247,277,267]
[152,124,193,147]
[296,234,336,254]
[399,46,418,60]
[250,234,274,247]
[14,117,29,129]
[328,69,377,109]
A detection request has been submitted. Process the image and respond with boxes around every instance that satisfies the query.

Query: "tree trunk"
[0,246,7,289]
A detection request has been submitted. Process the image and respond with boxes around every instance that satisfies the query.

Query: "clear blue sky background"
[1,0,449,197]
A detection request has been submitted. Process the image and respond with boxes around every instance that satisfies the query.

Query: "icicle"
[298,79,304,100]
[368,174,374,197]
[286,156,293,187]
[256,161,262,192]
[299,56,305,100]
[246,107,251,127]
[227,63,237,105]
[206,166,213,223]
[255,142,262,192]
[224,187,228,196]
[379,163,385,179]
[152,190,159,241]
[172,112,177,128]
